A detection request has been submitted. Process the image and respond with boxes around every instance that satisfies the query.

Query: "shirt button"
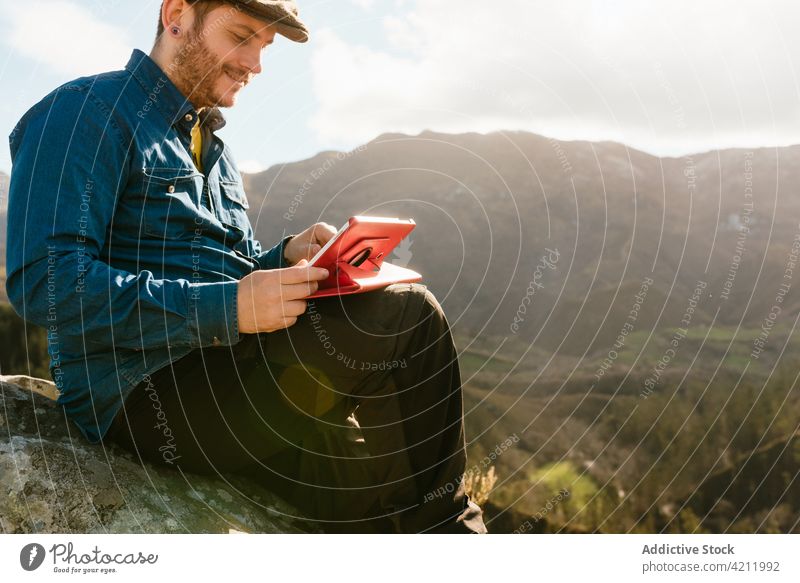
[167,185,175,193]
[212,336,222,347]
[184,113,194,122]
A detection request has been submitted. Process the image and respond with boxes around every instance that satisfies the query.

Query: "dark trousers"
[104,283,487,533]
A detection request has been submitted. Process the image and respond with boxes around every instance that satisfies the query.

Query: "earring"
[170,24,181,36]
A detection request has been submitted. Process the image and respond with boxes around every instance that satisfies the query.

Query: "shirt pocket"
[219,179,251,232]
[141,167,205,240]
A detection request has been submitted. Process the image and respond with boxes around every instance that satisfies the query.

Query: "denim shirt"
[5,48,294,444]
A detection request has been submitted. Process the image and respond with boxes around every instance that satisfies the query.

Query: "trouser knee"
[401,283,448,330]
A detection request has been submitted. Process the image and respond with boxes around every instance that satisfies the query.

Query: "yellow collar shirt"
[190,118,204,174]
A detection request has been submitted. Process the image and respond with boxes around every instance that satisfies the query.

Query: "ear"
[161,0,190,34]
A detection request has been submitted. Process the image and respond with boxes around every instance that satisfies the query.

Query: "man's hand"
[237,259,330,333]
[283,222,338,266]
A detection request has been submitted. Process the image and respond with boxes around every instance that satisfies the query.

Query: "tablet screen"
[308,220,349,266]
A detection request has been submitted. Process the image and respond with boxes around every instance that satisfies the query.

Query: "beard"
[171,29,249,109]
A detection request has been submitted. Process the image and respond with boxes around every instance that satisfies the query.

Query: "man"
[5,0,486,533]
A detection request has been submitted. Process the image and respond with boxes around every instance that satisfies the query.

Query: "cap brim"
[235,4,309,43]
[274,21,309,43]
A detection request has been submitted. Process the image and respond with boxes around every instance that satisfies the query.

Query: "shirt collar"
[125,48,226,133]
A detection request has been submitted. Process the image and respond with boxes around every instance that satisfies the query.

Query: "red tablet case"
[305,216,422,299]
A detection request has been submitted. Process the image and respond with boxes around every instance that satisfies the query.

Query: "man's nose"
[241,49,262,76]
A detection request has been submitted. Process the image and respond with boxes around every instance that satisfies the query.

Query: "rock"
[0,375,321,534]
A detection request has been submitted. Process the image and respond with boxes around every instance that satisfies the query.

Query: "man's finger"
[277,262,329,284]
[280,299,308,317]
[277,280,319,300]
[306,243,322,258]
[313,223,337,244]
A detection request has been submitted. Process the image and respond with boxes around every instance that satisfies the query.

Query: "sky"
[1,0,799,175]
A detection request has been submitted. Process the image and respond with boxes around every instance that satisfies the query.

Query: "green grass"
[528,461,598,508]
[459,351,511,376]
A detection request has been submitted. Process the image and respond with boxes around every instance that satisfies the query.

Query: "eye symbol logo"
[20,543,46,571]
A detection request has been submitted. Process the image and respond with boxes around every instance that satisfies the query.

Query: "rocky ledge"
[0,374,320,534]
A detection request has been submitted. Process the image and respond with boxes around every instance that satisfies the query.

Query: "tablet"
[309,215,415,268]
[304,215,421,298]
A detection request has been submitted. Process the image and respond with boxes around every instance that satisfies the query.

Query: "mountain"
[242,131,800,357]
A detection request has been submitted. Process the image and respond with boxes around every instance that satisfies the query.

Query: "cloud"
[236,159,266,174]
[1,0,131,78]
[348,0,376,8]
[309,0,800,155]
